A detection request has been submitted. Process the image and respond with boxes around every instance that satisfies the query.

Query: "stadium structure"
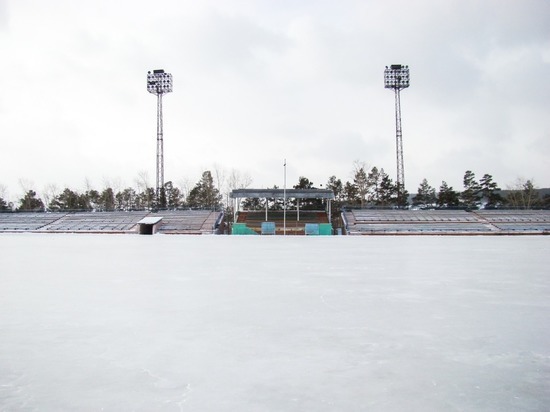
[0,210,222,235]
[230,188,335,235]
[1,202,550,235]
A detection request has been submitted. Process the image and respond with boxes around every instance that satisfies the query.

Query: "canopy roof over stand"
[230,189,335,226]
[230,189,335,200]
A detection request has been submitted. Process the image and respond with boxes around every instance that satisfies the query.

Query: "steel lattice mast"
[147,69,173,205]
[384,64,410,195]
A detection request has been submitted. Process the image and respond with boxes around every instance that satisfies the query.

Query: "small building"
[137,216,163,235]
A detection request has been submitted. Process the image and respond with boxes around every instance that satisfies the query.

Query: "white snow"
[1,234,549,411]
[137,217,164,225]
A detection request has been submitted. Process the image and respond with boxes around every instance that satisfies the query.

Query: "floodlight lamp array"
[384,64,410,89]
[147,70,173,95]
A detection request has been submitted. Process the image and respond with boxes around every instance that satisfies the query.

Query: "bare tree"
[18,178,34,195]
[351,160,368,178]
[135,170,151,194]
[178,177,193,204]
[506,178,539,209]
[83,177,94,193]
[0,184,11,210]
[102,176,124,195]
[43,183,59,210]
[350,160,370,207]
[224,168,252,216]
[0,184,7,201]
[227,169,252,190]
[213,163,226,193]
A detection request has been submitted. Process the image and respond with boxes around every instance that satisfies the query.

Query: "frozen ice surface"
[0,234,549,411]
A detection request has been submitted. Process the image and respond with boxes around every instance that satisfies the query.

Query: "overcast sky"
[0,0,549,200]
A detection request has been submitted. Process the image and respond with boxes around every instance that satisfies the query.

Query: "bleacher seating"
[0,210,222,234]
[2,209,548,235]
[343,209,550,235]
[475,210,550,232]
[0,213,63,231]
[236,210,330,235]
[156,210,221,234]
[42,211,150,232]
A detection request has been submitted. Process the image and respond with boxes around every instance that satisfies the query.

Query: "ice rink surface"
[1,234,549,411]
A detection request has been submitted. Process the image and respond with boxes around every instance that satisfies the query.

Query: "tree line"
[234,165,548,213]
[328,167,548,210]
[0,171,224,212]
[1,164,548,212]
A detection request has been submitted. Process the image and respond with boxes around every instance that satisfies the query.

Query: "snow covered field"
[1,234,549,411]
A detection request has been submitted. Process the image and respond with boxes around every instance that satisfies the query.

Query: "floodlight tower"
[147,69,173,205]
[384,64,410,195]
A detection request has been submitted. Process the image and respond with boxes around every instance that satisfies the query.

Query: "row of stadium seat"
[0,210,219,234]
[345,209,550,234]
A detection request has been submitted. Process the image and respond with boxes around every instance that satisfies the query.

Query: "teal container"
[232,223,258,235]
[319,223,333,236]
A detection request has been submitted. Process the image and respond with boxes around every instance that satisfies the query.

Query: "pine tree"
[84,189,101,210]
[241,197,264,210]
[479,174,502,208]
[326,176,343,203]
[394,183,410,208]
[187,171,222,209]
[0,197,10,211]
[115,188,137,211]
[100,188,115,211]
[137,188,155,210]
[165,181,182,209]
[366,167,382,205]
[437,181,460,208]
[413,178,437,207]
[18,190,45,211]
[293,177,322,209]
[49,188,87,211]
[461,170,481,209]
[342,181,359,205]
[378,170,396,206]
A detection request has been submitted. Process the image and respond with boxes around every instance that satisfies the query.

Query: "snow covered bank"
[1,235,549,411]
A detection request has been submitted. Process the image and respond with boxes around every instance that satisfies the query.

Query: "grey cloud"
[182,12,291,76]
[1,0,548,195]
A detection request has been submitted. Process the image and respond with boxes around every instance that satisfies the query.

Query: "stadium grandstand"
[230,188,335,235]
[342,209,550,235]
[1,207,549,235]
[474,209,550,233]
[0,210,223,235]
[155,210,222,234]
